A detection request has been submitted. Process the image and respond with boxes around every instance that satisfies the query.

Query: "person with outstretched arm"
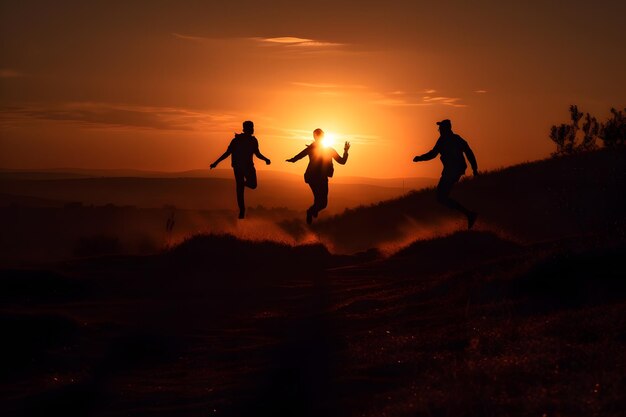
[287,128,350,224]
[413,119,479,229]
[210,120,271,219]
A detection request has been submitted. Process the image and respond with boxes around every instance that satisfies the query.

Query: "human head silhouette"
[243,120,254,135]
[313,128,324,141]
[436,119,452,134]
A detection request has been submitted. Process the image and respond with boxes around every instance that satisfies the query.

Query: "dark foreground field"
[1,232,625,416]
[1,150,626,416]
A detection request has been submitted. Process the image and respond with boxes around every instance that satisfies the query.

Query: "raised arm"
[286,146,310,163]
[332,141,350,165]
[413,140,441,162]
[210,146,232,169]
[463,141,478,175]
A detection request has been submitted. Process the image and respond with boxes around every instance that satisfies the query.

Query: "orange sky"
[1,1,625,178]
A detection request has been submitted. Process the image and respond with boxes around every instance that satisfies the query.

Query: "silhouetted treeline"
[550,105,625,155]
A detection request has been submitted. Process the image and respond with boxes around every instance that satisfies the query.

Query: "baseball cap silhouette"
[436,119,452,129]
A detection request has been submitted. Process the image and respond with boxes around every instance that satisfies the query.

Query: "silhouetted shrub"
[550,105,584,155]
[599,108,626,148]
[550,105,625,155]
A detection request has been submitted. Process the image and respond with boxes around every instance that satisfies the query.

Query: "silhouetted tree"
[580,112,599,152]
[550,105,583,156]
[599,108,626,148]
[550,105,625,155]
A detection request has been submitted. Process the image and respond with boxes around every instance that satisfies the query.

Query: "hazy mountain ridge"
[0,169,436,211]
[0,167,435,186]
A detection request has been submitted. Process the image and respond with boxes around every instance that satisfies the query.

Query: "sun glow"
[321,132,337,148]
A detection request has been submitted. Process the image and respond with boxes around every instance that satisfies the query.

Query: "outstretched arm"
[254,149,271,165]
[210,148,231,169]
[464,142,479,175]
[253,138,271,165]
[332,141,350,165]
[286,146,310,163]
[413,140,441,162]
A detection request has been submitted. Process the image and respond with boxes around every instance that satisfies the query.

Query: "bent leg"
[436,174,471,216]
[314,180,329,214]
[308,180,328,217]
[307,182,318,216]
[244,167,257,189]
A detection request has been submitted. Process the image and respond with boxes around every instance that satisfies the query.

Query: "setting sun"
[321,132,337,148]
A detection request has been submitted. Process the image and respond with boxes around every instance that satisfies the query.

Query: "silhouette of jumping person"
[413,119,479,229]
[210,121,271,219]
[287,128,350,224]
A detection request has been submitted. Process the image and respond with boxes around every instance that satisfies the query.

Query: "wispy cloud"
[422,96,466,107]
[258,37,344,47]
[474,89,488,93]
[171,33,209,42]
[0,102,239,131]
[261,37,314,44]
[173,33,344,49]
[290,83,464,107]
[373,91,468,107]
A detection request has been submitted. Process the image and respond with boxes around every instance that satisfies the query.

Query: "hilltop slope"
[313,149,626,252]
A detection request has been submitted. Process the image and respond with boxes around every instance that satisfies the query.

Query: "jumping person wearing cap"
[210,121,271,219]
[413,119,479,229]
[287,128,350,225]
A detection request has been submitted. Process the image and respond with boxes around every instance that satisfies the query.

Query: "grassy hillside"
[2,149,625,415]
[313,149,626,252]
[2,228,625,416]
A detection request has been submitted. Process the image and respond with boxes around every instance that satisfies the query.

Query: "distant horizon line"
[0,166,439,180]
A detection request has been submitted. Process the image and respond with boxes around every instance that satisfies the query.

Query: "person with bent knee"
[210,120,271,219]
[413,119,479,229]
